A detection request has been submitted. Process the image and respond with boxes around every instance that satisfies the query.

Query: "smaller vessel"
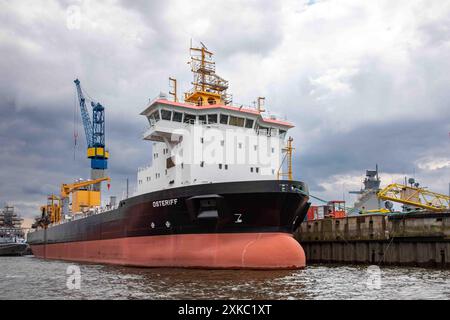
[0,205,28,256]
[349,166,383,213]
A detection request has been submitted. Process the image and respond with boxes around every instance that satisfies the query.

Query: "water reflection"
[0,257,449,300]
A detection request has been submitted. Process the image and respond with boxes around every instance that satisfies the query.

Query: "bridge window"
[161,110,172,121]
[199,115,206,124]
[229,116,245,127]
[245,119,254,128]
[220,114,229,124]
[208,114,218,124]
[184,113,196,124]
[172,111,183,122]
[150,110,160,122]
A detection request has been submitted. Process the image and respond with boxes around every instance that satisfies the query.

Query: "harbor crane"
[74,79,109,186]
[378,183,450,212]
[34,80,112,226]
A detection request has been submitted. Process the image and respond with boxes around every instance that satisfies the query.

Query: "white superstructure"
[136,99,294,195]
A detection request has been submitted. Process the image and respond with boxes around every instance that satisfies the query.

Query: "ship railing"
[146,93,197,108]
[184,118,196,125]
[141,122,160,139]
[183,119,218,127]
[148,91,262,112]
[146,93,169,107]
[51,205,120,226]
[142,125,151,138]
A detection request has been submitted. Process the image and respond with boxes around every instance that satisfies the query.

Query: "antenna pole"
[169,77,178,102]
[257,97,265,113]
[277,137,295,181]
[287,137,293,181]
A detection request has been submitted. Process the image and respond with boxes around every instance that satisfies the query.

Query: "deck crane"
[74,79,109,189]
[60,176,111,214]
[35,177,112,227]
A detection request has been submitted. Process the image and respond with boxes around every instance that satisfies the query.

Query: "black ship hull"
[28,180,310,269]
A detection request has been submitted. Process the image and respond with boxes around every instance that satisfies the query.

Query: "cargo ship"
[27,44,310,269]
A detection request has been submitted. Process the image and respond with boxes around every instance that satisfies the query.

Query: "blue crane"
[74,79,108,170]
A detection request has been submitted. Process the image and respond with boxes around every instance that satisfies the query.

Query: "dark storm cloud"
[0,0,170,217]
[121,0,285,60]
[296,111,450,191]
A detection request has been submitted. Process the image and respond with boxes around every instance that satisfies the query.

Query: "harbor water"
[0,256,449,300]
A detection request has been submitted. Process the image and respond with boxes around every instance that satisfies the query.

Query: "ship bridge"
[140,97,293,143]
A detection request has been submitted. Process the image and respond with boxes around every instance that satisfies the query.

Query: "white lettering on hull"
[152,198,178,207]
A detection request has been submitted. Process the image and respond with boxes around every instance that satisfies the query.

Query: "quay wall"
[295,211,450,268]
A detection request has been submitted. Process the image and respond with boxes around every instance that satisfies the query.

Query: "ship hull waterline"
[28,180,310,270]
[31,232,305,269]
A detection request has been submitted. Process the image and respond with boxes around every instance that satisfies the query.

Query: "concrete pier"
[295,211,450,268]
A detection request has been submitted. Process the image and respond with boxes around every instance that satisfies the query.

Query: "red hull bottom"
[31,233,306,269]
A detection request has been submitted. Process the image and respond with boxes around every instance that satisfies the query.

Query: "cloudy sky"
[1,0,449,218]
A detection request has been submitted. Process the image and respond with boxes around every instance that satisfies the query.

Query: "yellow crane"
[40,195,62,225]
[61,176,111,214]
[377,183,450,212]
[37,176,111,226]
[60,176,110,198]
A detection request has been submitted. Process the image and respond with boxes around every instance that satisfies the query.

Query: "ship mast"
[184,42,232,106]
[277,137,294,181]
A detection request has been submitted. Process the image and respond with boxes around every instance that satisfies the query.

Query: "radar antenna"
[184,43,232,106]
